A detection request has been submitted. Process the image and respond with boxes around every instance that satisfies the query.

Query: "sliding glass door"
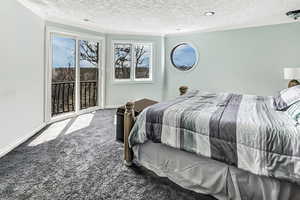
[48,31,104,120]
[79,40,99,110]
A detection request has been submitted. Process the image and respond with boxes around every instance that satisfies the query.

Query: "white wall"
[0,0,45,156]
[165,23,300,99]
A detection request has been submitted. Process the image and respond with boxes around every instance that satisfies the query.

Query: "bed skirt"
[132,142,300,200]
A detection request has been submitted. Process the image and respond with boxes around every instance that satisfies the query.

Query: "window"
[171,43,198,71]
[113,41,153,81]
[135,43,152,80]
[114,43,132,80]
[79,40,99,109]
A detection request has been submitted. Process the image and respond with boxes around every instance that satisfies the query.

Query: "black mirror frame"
[170,43,198,72]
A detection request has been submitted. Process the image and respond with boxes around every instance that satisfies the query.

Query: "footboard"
[123,86,188,166]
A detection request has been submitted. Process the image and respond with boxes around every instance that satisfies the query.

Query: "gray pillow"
[273,85,300,111]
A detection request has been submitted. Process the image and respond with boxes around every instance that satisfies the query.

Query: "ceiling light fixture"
[83,18,90,22]
[204,11,215,16]
[286,10,300,20]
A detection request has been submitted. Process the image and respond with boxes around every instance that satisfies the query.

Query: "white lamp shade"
[284,68,300,80]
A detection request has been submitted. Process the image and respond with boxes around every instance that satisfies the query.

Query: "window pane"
[135,44,151,79]
[79,40,99,109]
[52,36,76,82]
[51,35,76,116]
[80,40,99,68]
[171,43,197,71]
[114,43,132,79]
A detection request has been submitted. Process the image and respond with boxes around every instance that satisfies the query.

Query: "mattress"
[133,141,300,200]
[129,90,300,184]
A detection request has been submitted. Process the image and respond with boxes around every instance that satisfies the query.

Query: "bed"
[123,89,300,200]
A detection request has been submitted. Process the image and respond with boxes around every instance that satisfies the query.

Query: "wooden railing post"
[124,102,135,166]
[179,86,188,95]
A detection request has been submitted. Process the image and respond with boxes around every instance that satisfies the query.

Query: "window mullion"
[75,38,80,113]
[132,43,136,81]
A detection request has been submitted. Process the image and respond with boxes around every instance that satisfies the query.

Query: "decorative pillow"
[273,85,300,111]
[286,101,300,123]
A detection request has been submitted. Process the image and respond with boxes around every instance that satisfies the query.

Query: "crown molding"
[165,21,298,37]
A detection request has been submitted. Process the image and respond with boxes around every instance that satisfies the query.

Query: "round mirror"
[171,43,198,71]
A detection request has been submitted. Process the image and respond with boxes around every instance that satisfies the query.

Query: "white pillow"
[273,85,300,111]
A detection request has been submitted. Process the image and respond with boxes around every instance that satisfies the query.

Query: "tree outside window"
[113,41,152,81]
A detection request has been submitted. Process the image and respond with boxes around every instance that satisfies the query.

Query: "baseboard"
[0,123,47,159]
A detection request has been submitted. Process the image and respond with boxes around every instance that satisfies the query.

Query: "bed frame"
[122,87,300,199]
[123,86,189,166]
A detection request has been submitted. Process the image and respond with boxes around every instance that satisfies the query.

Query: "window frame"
[112,40,153,83]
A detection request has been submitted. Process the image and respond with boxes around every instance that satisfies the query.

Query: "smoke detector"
[286,10,300,20]
[204,11,215,16]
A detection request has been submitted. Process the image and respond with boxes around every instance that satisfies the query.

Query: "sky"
[138,57,150,68]
[52,36,76,68]
[52,36,98,68]
[136,45,151,68]
[172,44,197,68]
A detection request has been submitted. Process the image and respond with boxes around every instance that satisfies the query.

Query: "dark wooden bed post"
[124,102,134,166]
[179,86,188,95]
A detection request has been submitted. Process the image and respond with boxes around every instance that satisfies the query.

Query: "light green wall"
[165,22,300,99]
[45,22,164,107]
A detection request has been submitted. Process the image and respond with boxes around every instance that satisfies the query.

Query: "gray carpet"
[0,109,216,200]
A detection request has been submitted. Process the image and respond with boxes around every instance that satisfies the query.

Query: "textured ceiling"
[19,0,300,35]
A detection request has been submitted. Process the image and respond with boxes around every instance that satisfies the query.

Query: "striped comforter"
[129,90,300,184]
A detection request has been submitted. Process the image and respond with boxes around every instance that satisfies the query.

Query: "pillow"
[273,85,300,111]
[286,101,300,124]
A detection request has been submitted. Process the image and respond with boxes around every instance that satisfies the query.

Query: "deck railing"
[51,81,98,116]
